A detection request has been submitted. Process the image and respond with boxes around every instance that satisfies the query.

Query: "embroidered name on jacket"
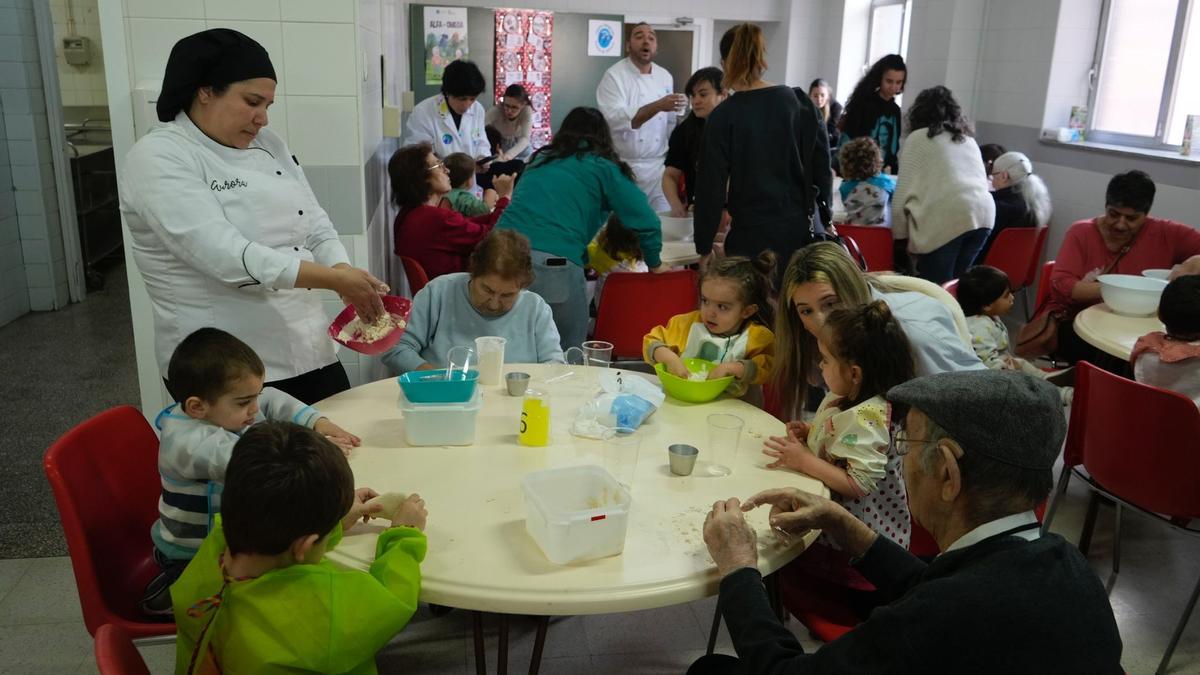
[210,178,248,191]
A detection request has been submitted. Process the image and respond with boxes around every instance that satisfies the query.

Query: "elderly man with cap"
[691,370,1123,674]
[120,29,387,404]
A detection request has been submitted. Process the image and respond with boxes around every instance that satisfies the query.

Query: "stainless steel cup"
[505,371,531,396]
[668,444,699,476]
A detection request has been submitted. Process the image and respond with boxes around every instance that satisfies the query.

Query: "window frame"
[864,0,912,75]
[1086,0,1193,150]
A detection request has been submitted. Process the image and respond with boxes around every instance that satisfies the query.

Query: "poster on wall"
[588,20,620,57]
[424,6,468,85]
[494,9,554,150]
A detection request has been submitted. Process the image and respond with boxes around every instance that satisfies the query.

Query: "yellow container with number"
[519,389,551,446]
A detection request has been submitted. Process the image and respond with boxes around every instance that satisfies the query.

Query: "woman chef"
[120,29,387,404]
[404,60,492,161]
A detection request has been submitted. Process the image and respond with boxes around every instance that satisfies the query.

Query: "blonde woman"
[773,242,984,417]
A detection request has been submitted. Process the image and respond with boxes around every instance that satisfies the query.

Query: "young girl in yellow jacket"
[643,252,776,396]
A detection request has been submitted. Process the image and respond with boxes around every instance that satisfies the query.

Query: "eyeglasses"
[894,429,936,456]
[426,160,447,174]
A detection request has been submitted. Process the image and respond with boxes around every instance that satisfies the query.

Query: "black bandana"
[156,29,276,123]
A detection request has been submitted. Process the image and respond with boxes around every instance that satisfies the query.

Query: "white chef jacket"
[596,58,676,210]
[404,93,491,159]
[119,112,351,382]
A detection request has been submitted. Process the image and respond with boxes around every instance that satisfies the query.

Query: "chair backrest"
[836,224,893,272]
[982,227,1047,289]
[941,278,958,298]
[593,269,698,359]
[1035,260,1055,309]
[94,624,152,675]
[1065,362,1200,518]
[399,256,430,295]
[876,273,973,349]
[44,406,170,637]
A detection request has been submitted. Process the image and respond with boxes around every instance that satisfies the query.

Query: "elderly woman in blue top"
[382,230,563,374]
[495,106,666,350]
[119,29,387,404]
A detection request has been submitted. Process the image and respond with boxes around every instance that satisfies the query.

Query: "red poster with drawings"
[493,9,553,150]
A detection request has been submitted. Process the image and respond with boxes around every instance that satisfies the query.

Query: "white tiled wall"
[48,0,108,107]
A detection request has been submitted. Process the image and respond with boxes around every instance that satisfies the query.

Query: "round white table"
[1073,303,1163,361]
[321,363,824,615]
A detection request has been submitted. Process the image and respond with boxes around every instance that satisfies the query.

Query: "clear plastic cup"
[707,413,744,477]
[602,426,641,488]
[581,340,614,368]
[445,346,475,381]
[475,336,507,386]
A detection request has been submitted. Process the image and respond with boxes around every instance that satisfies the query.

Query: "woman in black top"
[838,54,906,173]
[663,67,727,217]
[809,78,842,153]
[694,24,831,286]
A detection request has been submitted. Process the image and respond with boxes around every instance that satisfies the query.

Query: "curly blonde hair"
[837,137,883,181]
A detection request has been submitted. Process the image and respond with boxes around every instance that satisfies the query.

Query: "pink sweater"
[1048,217,1200,317]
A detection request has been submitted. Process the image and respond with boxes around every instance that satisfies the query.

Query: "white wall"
[48,0,108,108]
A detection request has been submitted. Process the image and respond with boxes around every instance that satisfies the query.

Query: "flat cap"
[887,370,1065,470]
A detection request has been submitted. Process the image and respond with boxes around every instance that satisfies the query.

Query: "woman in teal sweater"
[496,107,665,350]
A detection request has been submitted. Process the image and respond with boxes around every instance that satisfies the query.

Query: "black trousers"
[164,361,350,406]
[687,654,746,675]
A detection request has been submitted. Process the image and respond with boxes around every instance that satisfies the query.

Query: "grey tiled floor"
[3,470,1199,674]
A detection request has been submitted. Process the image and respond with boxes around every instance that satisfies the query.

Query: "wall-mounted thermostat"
[63,36,92,66]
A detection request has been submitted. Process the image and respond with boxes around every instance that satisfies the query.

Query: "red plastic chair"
[1042,362,1200,674]
[399,255,430,295]
[941,278,958,298]
[593,269,698,360]
[983,227,1048,316]
[94,624,152,675]
[43,406,175,639]
[1034,260,1054,310]
[836,224,893,272]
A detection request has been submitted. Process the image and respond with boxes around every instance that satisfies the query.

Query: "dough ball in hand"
[364,492,408,521]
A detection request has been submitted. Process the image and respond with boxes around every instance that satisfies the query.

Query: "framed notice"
[424,7,468,85]
[588,20,620,57]
[494,9,554,150]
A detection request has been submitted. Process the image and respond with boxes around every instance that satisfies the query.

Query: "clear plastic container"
[522,465,632,564]
[396,387,483,446]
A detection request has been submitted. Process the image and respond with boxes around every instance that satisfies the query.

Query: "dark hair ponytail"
[822,300,915,409]
[702,251,777,329]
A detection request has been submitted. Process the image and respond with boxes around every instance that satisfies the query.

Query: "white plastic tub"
[1098,274,1167,317]
[522,465,632,564]
[657,212,694,241]
[396,387,482,446]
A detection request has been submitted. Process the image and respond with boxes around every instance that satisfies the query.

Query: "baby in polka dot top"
[762,301,915,588]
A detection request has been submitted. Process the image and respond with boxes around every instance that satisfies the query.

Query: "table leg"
[529,615,550,675]
[472,611,486,675]
[706,599,721,655]
[498,614,509,675]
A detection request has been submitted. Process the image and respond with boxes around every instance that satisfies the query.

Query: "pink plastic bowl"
[327,295,413,356]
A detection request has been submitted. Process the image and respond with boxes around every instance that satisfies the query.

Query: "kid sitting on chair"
[141,328,359,617]
[1132,274,1200,407]
[172,421,428,674]
[644,253,776,397]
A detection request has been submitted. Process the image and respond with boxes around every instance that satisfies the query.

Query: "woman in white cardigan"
[891,86,995,284]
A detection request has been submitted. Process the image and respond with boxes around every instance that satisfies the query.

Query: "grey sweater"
[381,273,564,375]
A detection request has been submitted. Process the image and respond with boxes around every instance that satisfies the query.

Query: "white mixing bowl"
[1098,274,1167,316]
[657,212,693,241]
[1141,268,1171,281]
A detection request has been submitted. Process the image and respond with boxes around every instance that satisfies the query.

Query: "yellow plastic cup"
[519,390,551,446]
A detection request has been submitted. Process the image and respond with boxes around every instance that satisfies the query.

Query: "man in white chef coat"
[595,23,685,213]
[405,60,492,161]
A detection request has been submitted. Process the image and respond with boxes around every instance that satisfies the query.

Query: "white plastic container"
[1098,274,1167,317]
[657,212,694,241]
[396,387,483,446]
[522,465,632,564]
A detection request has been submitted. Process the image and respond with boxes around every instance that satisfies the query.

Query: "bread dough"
[365,492,408,520]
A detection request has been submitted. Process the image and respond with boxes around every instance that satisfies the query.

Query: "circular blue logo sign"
[441,133,453,145]
[597,26,614,50]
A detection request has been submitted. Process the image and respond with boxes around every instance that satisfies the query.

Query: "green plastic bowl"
[654,358,734,403]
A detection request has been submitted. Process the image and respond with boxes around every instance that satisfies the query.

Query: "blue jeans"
[526,250,587,352]
[916,228,990,285]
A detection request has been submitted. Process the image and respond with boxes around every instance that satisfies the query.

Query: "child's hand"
[762,435,814,472]
[654,347,690,378]
[785,420,811,442]
[708,362,744,381]
[393,493,428,531]
[315,418,360,455]
[493,173,516,199]
[342,487,384,531]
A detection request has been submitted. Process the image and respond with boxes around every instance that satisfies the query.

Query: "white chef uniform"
[119,112,351,382]
[404,93,491,160]
[596,58,676,212]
